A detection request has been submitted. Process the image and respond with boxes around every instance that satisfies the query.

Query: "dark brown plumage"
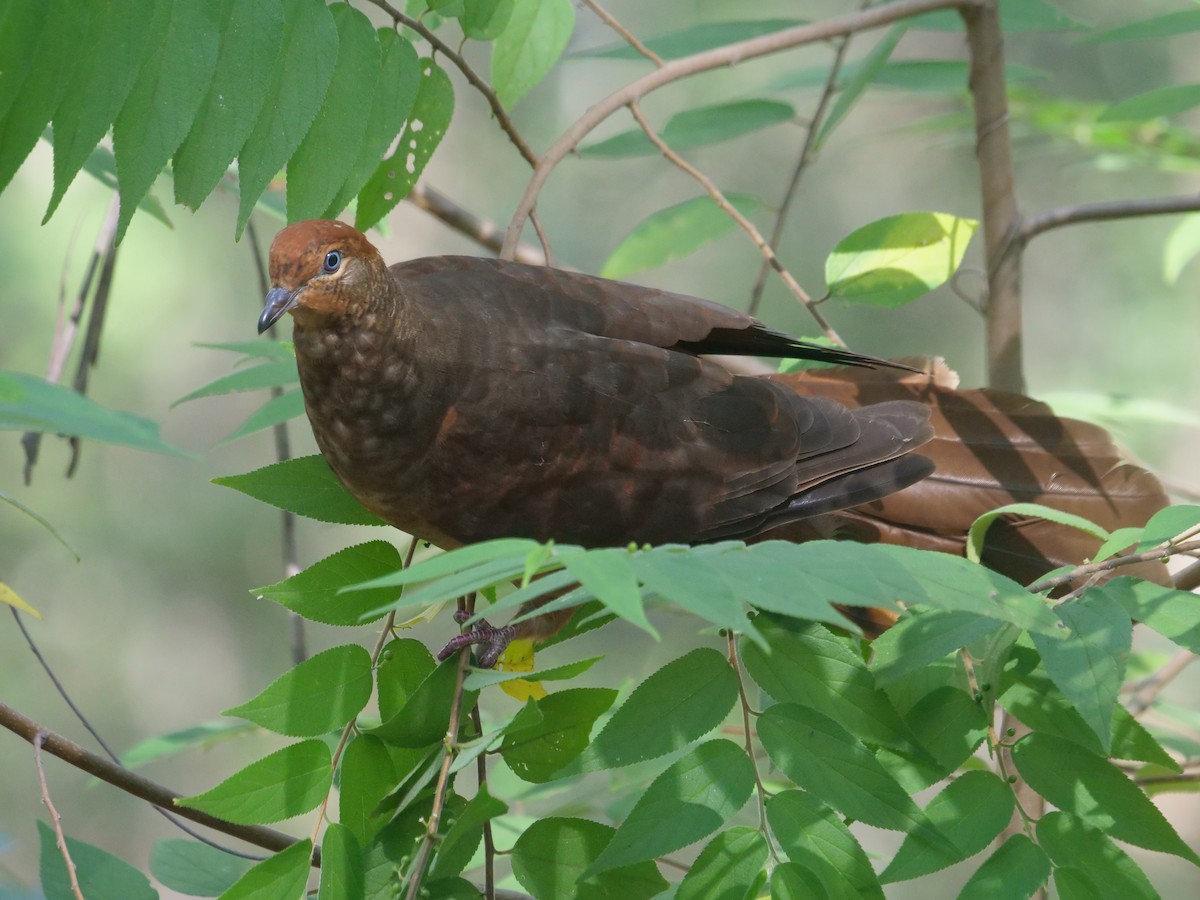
[261,220,936,661]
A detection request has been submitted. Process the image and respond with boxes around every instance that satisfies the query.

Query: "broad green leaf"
[577,19,804,61]
[816,24,906,148]
[45,0,158,222]
[364,556,531,619]
[501,687,616,782]
[287,3,380,220]
[0,581,42,619]
[464,655,601,690]
[871,608,1004,684]
[372,658,477,748]
[757,704,951,851]
[0,371,186,456]
[511,818,669,900]
[112,0,221,241]
[741,617,917,752]
[220,840,311,900]
[601,194,761,279]
[1012,733,1200,864]
[64,138,172,225]
[1080,9,1200,45]
[258,540,403,626]
[322,30,421,218]
[967,502,1108,564]
[1164,212,1200,285]
[37,821,157,900]
[355,58,454,231]
[460,0,515,41]
[880,771,1013,883]
[224,644,373,736]
[219,390,308,444]
[377,638,437,720]
[582,100,794,157]
[237,0,338,235]
[1101,577,1200,654]
[121,720,252,769]
[173,360,300,406]
[348,538,540,593]
[878,545,1059,634]
[957,835,1050,900]
[915,0,1082,33]
[770,863,827,899]
[1136,505,1200,550]
[176,740,332,824]
[1030,592,1131,752]
[339,734,398,845]
[1092,527,1150,564]
[631,548,757,640]
[1101,84,1200,123]
[0,0,95,197]
[766,790,883,900]
[675,827,768,900]
[430,786,507,878]
[558,546,656,637]
[1038,812,1159,899]
[214,455,385,525]
[903,686,989,772]
[572,647,738,772]
[318,824,363,900]
[150,839,251,897]
[173,0,285,209]
[491,0,574,108]
[826,212,978,307]
[584,740,755,876]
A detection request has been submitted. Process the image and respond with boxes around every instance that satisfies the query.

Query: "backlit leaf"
[816,24,906,148]
[1101,577,1200,654]
[213,455,386,525]
[967,502,1108,564]
[177,741,331,825]
[460,0,515,41]
[491,0,574,108]
[767,790,883,900]
[1036,812,1159,900]
[675,827,768,900]
[0,581,42,620]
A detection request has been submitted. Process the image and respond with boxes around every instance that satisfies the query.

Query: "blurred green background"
[2,0,1198,895]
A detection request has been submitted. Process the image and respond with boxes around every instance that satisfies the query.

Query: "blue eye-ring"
[323,250,343,273]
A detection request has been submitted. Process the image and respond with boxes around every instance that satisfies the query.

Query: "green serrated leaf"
[675,827,768,900]
[967,502,1108,564]
[871,608,1004,684]
[37,820,157,900]
[1101,577,1200,654]
[0,370,187,457]
[816,23,906,148]
[287,3,380,220]
[347,538,539,593]
[957,834,1050,899]
[582,99,794,157]
[258,540,403,626]
[826,212,979,307]
[757,703,953,853]
[220,839,312,900]
[431,786,507,879]
[1030,592,1131,752]
[491,0,574,108]
[601,194,761,279]
[372,659,477,748]
[571,647,738,772]
[44,0,158,222]
[1136,505,1200,551]
[1012,732,1200,864]
[112,0,221,241]
[0,0,95,197]
[1037,812,1159,900]
[355,57,454,231]
[150,839,252,897]
[904,686,989,772]
[463,655,602,690]
[501,687,616,782]
[173,0,286,209]
[585,740,755,877]
[770,862,827,899]
[632,547,757,640]
[559,546,656,637]
[173,360,299,406]
[219,390,308,445]
[176,740,332,825]
[338,734,398,846]
[880,771,1013,883]
[224,644,373,736]
[767,790,883,900]
[318,824,363,900]
[323,30,421,219]
[214,455,385,526]
[236,0,338,236]
[511,818,669,900]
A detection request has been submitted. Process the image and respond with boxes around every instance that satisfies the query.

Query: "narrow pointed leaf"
[766,790,883,900]
[213,455,385,525]
[576,19,804,61]
[219,390,308,444]
[967,502,1108,564]
[559,546,655,637]
[258,540,403,626]
[491,0,574,108]
[1037,812,1159,900]
[816,23,907,147]
[173,0,286,209]
[173,361,300,406]
[0,581,42,620]
[176,740,332,824]
[1100,84,1200,123]
[1080,10,1200,45]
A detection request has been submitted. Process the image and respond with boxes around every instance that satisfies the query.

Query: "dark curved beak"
[258,286,298,334]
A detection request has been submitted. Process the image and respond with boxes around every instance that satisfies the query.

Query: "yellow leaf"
[497,639,548,700]
[1,582,42,619]
[502,678,548,702]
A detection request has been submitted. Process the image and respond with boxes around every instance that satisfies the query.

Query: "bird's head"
[258,219,388,333]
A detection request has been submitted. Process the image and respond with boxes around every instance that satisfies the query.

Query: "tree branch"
[1018,193,1200,244]
[407,183,548,265]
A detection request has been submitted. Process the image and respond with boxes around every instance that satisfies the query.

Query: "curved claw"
[436,616,518,669]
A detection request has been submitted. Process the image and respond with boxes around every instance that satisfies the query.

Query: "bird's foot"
[437,614,518,669]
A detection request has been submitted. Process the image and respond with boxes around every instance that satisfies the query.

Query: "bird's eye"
[322,250,343,274]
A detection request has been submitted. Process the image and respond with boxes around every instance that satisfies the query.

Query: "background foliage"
[3,0,1200,898]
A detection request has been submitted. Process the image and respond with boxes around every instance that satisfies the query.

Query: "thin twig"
[1127,650,1198,718]
[366,0,539,167]
[1028,539,1200,595]
[726,633,776,861]
[627,101,844,344]
[407,183,547,265]
[500,0,978,258]
[747,1,869,315]
[1018,193,1200,245]
[581,0,664,66]
[470,704,496,900]
[529,209,553,266]
[34,732,85,900]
